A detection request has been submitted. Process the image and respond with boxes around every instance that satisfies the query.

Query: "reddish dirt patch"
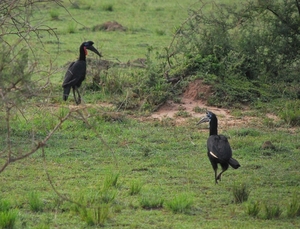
[150,79,254,128]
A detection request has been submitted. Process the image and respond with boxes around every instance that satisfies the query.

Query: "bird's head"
[82,41,102,57]
[197,111,216,125]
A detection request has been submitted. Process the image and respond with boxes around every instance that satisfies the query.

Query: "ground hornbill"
[197,111,240,184]
[62,41,102,105]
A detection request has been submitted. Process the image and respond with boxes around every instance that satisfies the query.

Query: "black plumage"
[62,41,102,104]
[197,111,240,184]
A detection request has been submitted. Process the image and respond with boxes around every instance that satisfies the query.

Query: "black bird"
[62,41,102,104]
[197,111,240,184]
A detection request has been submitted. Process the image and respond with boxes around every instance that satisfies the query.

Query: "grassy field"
[1,0,300,228]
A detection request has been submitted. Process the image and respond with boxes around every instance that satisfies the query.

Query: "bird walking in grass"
[62,41,102,105]
[197,111,240,184]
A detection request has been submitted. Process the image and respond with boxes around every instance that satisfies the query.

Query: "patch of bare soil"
[150,79,261,128]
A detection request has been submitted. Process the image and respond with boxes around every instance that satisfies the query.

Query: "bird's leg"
[214,168,218,184]
[75,86,81,105]
[72,86,81,105]
[216,164,229,182]
[216,171,224,182]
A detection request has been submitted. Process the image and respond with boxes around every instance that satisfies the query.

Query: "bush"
[160,1,300,107]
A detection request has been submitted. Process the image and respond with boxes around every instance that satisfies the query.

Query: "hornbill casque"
[62,41,102,105]
[197,111,240,184]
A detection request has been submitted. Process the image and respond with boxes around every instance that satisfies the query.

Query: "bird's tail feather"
[229,158,240,169]
[63,87,71,101]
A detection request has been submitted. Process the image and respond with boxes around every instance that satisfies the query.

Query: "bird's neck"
[209,119,218,136]
[79,46,87,61]
[209,128,218,136]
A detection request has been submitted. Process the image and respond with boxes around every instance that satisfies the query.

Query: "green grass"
[1,0,300,228]
[0,105,299,228]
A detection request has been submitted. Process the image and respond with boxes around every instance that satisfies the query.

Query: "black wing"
[207,135,232,162]
[62,60,87,88]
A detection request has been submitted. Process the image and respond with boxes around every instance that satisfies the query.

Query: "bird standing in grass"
[197,111,240,184]
[62,41,102,105]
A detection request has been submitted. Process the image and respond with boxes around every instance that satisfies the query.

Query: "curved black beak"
[197,116,210,125]
[86,45,102,57]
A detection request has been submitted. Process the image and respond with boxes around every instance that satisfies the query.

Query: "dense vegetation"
[0,0,299,228]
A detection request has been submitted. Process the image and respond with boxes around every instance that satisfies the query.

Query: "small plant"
[246,201,260,217]
[264,204,282,219]
[79,204,110,226]
[0,199,11,212]
[103,172,119,189]
[67,23,76,34]
[129,180,142,195]
[287,193,300,218]
[155,29,165,36]
[99,189,117,204]
[102,4,114,11]
[0,210,18,229]
[232,183,250,203]
[49,10,59,20]
[28,191,44,212]
[140,194,164,209]
[165,193,193,214]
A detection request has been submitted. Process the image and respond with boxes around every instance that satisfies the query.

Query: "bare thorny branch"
[0,108,73,173]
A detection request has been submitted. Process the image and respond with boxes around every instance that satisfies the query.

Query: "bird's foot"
[75,98,81,105]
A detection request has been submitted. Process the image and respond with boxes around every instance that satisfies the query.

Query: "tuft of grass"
[279,100,300,126]
[0,210,18,229]
[103,172,120,189]
[67,23,76,34]
[155,29,165,36]
[232,183,250,204]
[246,201,260,217]
[129,180,142,196]
[140,194,164,209]
[0,199,11,212]
[101,4,114,11]
[165,193,193,214]
[287,193,300,218]
[49,10,59,20]
[264,204,282,219]
[28,191,44,212]
[79,204,110,226]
